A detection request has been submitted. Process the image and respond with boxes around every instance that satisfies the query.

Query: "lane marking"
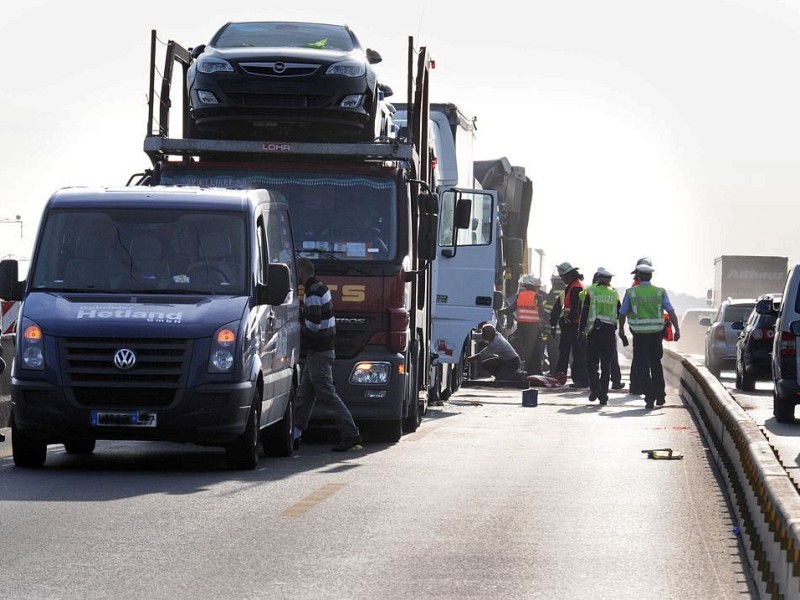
[281,483,346,517]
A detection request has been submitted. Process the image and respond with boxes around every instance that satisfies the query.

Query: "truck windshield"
[29,209,247,295]
[160,167,397,261]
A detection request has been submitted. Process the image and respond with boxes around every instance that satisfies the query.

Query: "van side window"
[266,209,297,291]
[256,216,268,285]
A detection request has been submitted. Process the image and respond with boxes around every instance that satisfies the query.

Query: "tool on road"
[641,448,684,460]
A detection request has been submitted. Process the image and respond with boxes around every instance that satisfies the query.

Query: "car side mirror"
[731,321,744,331]
[366,48,382,64]
[698,317,712,327]
[790,321,800,336]
[378,83,393,99]
[190,44,206,59]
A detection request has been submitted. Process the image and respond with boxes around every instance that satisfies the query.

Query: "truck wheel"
[370,419,403,443]
[64,439,96,455]
[263,386,295,457]
[12,418,47,468]
[403,344,421,433]
[773,392,795,423]
[226,397,260,470]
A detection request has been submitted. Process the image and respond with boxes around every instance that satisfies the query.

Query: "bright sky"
[2,0,799,297]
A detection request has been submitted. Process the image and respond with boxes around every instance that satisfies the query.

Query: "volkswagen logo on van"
[113,349,137,370]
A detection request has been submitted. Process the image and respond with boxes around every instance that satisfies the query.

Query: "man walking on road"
[618,262,681,409]
[579,267,621,405]
[293,258,362,452]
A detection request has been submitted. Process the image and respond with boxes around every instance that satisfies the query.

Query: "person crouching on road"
[467,324,523,382]
[293,258,361,452]
[578,267,621,406]
[618,262,681,409]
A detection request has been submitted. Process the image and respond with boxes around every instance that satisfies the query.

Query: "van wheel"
[773,392,795,423]
[263,386,295,457]
[706,356,721,378]
[64,439,96,455]
[12,418,47,468]
[226,397,260,470]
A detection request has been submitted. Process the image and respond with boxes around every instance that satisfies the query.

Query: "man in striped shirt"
[293,258,361,452]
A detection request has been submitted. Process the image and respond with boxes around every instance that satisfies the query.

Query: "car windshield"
[159,167,397,262]
[214,22,355,51]
[29,209,247,295]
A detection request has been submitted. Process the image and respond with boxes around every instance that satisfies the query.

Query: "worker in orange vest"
[551,262,589,388]
[509,274,546,375]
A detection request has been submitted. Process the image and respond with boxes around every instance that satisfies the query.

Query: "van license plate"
[90,411,157,428]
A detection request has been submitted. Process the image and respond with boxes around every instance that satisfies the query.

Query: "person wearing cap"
[618,261,681,409]
[467,323,524,383]
[508,274,545,376]
[550,262,589,388]
[578,267,621,405]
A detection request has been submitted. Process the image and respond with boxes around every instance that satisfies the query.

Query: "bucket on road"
[522,388,538,407]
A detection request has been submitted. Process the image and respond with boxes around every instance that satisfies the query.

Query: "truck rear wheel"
[369,420,403,443]
[226,395,260,470]
[12,418,47,468]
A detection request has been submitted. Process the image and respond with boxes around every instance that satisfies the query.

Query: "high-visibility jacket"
[626,284,666,333]
[633,279,672,338]
[563,279,585,324]
[583,284,619,333]
[516,290,540,324]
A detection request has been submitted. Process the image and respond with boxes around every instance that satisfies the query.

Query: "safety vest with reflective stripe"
[516,290,540,323]
[626,285,666,333]
[563,279,585,324]
[583,284,619,333]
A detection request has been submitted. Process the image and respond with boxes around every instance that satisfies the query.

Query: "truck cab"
[0,186,300,469]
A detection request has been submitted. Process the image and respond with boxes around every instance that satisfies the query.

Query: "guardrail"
[664,349,800,600]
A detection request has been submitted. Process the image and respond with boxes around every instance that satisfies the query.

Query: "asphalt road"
[0,378,757,600]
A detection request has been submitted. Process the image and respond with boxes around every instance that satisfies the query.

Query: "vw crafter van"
[0,187,300,469]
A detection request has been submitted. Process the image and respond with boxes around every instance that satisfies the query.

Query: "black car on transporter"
[733,293,781,391]
[187,21,393,141]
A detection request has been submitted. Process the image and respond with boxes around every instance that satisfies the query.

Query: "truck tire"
[774,392,795,423]
[12,417,47,468]
[64,439,96,455]
[371,419,403,443]
[263,386,295,458]
[226,395,260,470]
[403,342,421,433]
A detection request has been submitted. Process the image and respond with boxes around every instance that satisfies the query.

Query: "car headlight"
[327,60,366,77]
[350,362,391,384]
[209,322,238,373]
[20,317,44,370]
[197,58,235,74]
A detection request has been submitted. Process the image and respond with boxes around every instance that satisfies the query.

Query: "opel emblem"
[114,349,137,370]
[273,62,286,74]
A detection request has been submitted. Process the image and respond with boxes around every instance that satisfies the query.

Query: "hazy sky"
[2,0,799,297]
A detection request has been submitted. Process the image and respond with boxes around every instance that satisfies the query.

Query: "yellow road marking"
[281,483,346,517]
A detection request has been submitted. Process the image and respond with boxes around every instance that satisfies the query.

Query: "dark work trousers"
[546,330,560,374]
[295,350,360,439]
[586,323,616,400]
[611,342,621,385]
[631,332,665,401]
[512,322,543,375]
[555,322,588,386]
[481,355,521,380]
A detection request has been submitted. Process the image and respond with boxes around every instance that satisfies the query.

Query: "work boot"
[656,396,666,406]
[599,396,608,406]
[588,392,597,402]
[644,397,655,410]
[332,433,362,452]
[611,382,625,390]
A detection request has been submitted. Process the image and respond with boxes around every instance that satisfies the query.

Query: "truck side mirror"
[454,198,472,230]
[0,259,23,301]
[258,263,291,306]
[419,213,438,261]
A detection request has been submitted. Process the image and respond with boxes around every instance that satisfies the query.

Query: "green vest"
[584,284,619,333]
[626,285,665,333]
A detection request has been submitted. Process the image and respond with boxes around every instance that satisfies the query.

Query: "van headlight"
[350,362,390,384]
[20,317,45,370]
[209,322,238,373]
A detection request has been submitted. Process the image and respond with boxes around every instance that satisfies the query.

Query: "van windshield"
[159,167,398,261]
[30,209,247,294]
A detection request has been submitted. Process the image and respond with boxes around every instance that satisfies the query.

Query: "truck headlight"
[20,317,44,370]
[350,362,391,384]
[209,322,238,373]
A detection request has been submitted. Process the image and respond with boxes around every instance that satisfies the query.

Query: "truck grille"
[60,337,192,408]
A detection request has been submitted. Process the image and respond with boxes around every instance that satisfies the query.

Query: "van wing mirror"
[259,263,291,306]
[0,259,23,301]
[698,317,712,327]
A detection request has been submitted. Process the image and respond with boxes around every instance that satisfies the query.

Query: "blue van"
[0,186,300,469]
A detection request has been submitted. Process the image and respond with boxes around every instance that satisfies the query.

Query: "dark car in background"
[187,21,392,141]
[701,298,756,377]
[734,294,780,391]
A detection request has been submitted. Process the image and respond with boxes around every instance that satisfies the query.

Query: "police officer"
[579,267,620,405]
[551,262,588,388]
[618,262,681,409]
[508,274,545,376]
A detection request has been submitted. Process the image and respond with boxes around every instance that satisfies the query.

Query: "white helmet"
[520,274,540,287]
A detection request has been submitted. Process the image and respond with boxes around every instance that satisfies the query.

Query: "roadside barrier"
[664,349,800,600]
